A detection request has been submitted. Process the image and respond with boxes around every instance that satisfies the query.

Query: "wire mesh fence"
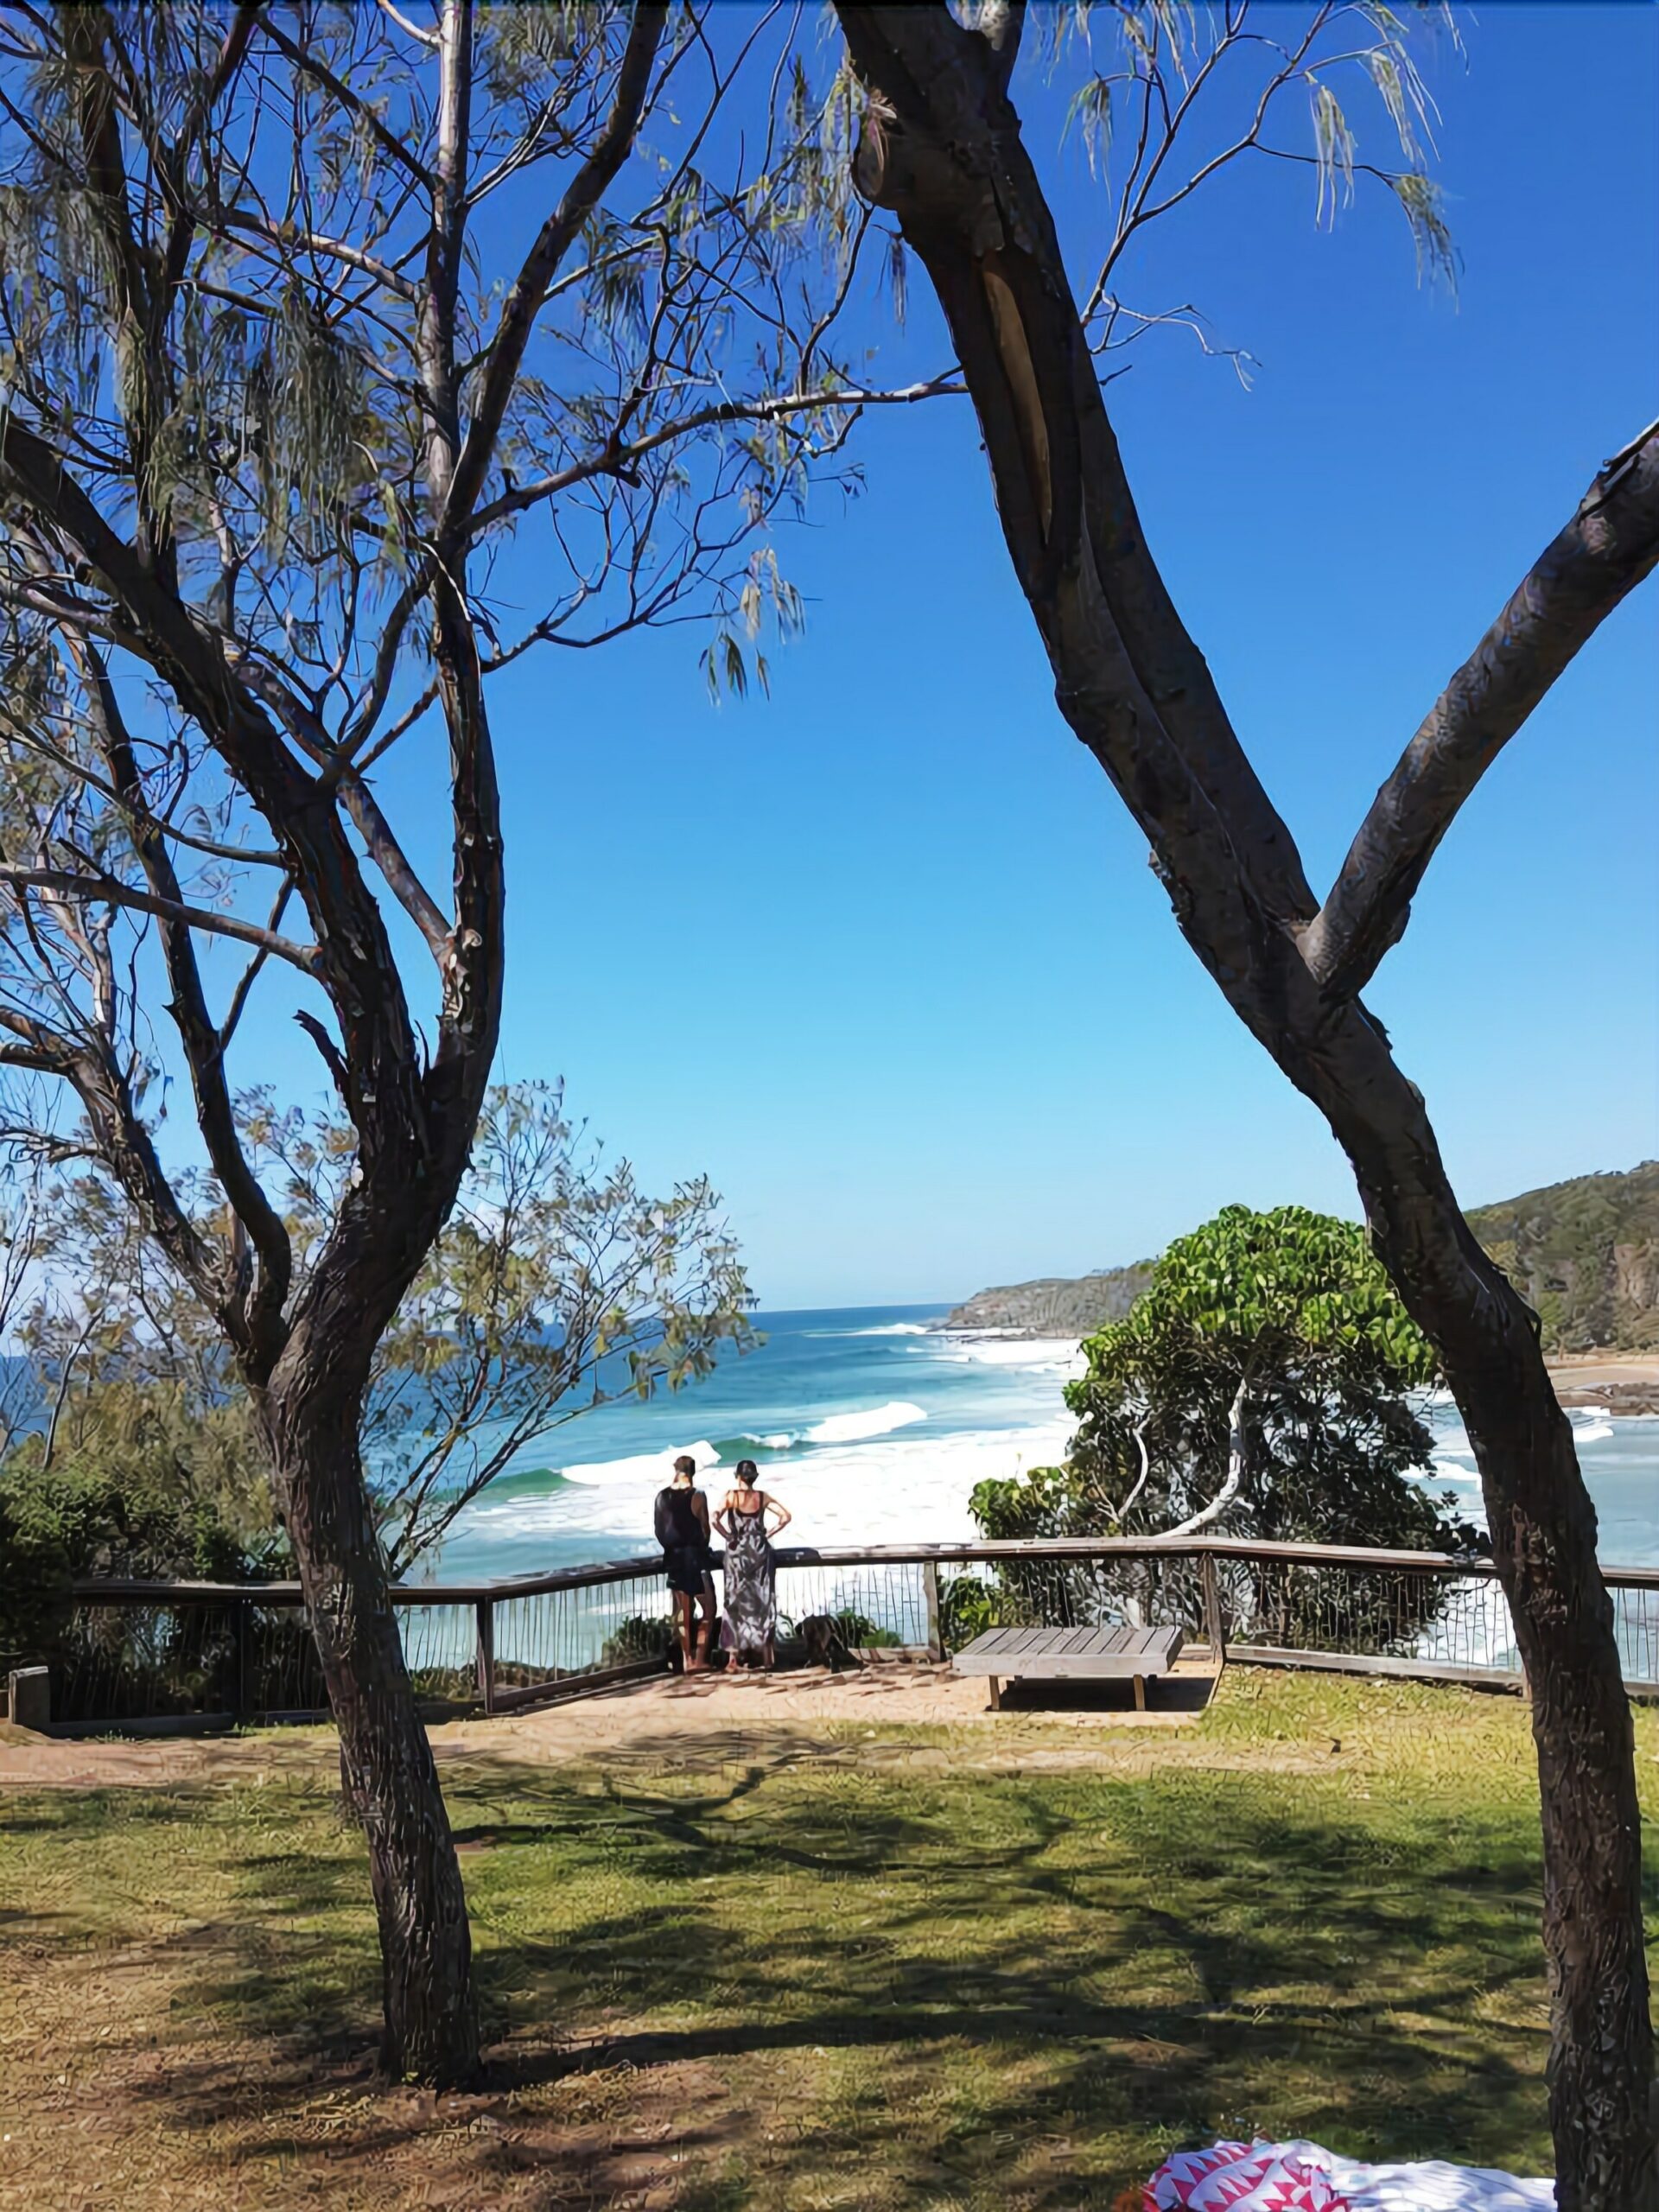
[773,1558,931,1648]
[54,1599,241,1725]
[1613,1581,1659,1688]
[39,1542,1659,1731]
[491,1567,676,1696]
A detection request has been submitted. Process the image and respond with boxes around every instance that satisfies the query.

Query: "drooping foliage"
[960,1207,1480,1652]
[975,1205,1460,1546]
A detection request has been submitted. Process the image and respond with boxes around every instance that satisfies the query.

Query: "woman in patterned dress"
[713,1458,791,1669]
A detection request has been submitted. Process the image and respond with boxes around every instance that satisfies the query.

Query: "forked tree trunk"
[831,10,1656,2198]
[259,1356,478,2087]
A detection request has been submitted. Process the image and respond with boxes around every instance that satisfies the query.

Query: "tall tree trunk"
[831,10,1655,2197]
[1334,1111,1652,2199]
[260,1351,479,2088]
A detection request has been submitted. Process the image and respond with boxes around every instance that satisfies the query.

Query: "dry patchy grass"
[3,1670,1655,2210]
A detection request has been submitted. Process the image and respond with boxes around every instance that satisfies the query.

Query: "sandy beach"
[1548,1353,1659,1383]
[1548,1351,1659,1413]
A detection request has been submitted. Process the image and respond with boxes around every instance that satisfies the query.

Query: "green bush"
[830,1607,901,1649]
[600,1613,677,1668]
[0,1381,285,1700]
[964,1208,1484,1656]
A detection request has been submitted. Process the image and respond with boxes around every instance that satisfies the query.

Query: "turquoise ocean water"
[427,1304,1659,1585]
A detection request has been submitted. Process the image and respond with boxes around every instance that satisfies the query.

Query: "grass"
[3,1670,1657,2209]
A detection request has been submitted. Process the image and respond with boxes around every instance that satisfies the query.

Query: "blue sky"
[248,4,1658,1310]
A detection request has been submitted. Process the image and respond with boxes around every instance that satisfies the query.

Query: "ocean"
[427,1305,1659,1584]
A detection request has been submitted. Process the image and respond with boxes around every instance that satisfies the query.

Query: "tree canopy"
[971,1204,1473,1559]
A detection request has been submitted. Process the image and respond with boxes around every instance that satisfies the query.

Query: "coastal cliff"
[942,1263,1154,1337]
[945,1162,1659,1354]
[1465,1160,1659,1354]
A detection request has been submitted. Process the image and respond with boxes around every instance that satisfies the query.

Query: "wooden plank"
[1090,1626,1136,1656]
[1228,1646,1523,1694]
[79,1538,1659,1611]
[955,1628,1007,1659]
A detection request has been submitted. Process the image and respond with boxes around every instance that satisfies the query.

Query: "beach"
[428,1307,1659,1583]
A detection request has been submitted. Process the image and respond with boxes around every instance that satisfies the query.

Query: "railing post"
[475,1597,496,1716]
[233,1598,252,1726]
[922,1560,944,1662]
[1201,1553,1226,1666]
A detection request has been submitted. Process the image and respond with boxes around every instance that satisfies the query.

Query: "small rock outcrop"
[941,1264,1154,1338]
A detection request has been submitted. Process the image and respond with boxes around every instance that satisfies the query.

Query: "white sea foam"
[816,1322,932,1338]
[1569,1416,1617,1446]
[467,1416,1076,1548]
[551,1439,723,1489]
[803,1400,928,1446]
[938,1335,1086,1376]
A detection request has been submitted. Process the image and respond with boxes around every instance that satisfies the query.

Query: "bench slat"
[953,1622,1185,1681]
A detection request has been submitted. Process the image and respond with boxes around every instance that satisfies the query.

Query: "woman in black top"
[654,1454,716,1671]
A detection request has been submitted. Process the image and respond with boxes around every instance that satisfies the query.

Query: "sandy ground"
[0,1656,1223,1791]
[1548,1353,1659,1385]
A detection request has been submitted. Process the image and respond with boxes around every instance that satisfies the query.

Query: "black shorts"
[664,1545,714,1598]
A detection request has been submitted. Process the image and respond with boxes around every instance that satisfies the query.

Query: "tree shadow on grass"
[11,1745,1594,2206]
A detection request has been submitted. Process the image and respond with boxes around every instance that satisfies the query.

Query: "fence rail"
[27,1535,1659,1733]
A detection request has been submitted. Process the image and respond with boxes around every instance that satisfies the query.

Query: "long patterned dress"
[721,1501,777,1652]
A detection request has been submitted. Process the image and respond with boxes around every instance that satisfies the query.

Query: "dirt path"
[1,1659,1221,1790]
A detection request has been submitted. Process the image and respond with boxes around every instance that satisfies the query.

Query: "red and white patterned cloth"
[1144,2142,1344,2211]
[1144,2140,1556,2212]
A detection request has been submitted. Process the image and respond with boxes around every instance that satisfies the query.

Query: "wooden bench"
[952,1624,1185,1710]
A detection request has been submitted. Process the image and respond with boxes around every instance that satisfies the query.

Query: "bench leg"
[988,1675,1001,1712]
[1133,1674,1147,1713]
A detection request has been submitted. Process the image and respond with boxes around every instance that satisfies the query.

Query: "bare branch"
[0,864,321,974]
[467,374,963,537]
[255,13,435,188]
[441,3,670,538]
[1160,1376,1248,1538]
[1305,421,1659,999]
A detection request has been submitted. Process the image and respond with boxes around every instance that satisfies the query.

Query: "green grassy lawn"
[3,1672,1655,2210]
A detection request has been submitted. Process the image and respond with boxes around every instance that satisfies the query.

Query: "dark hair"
[734,1458,760,1484]
[672,1454,697,1478]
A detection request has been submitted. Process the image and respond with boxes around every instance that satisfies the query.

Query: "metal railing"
[33,1535,1659,1733]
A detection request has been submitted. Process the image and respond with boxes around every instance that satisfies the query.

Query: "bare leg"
[674,1592,695,1671]
[694,1580,715,1670]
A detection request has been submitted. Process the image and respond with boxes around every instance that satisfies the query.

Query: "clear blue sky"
[256,5,1659,1309]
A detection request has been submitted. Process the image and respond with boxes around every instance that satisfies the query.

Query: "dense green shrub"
[600,1614,677,1668]
[0,1380,284,1693]
[965,1208,1483,1655]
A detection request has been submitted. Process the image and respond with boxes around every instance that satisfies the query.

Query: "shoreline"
[1547,1353,1659,1417]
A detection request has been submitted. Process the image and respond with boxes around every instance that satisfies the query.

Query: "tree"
[0,2,919,2084]
[10,1077,753,1576]
[830,5,1659,2200]
[968,1205,1480,1649]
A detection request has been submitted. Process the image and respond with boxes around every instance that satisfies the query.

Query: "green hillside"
[949,1164,1659,1354]
[1467,1160,1659,1354]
